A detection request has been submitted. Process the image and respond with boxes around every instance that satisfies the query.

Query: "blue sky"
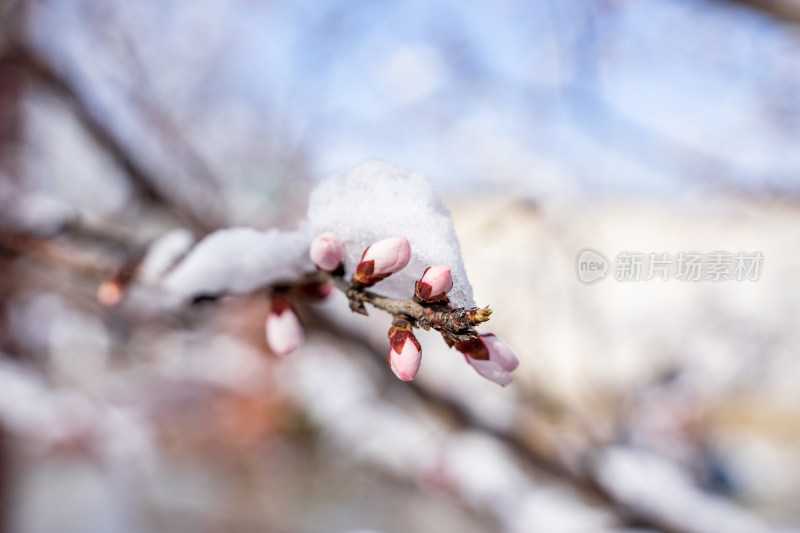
[226,0,800,197]
[36,0,800,201]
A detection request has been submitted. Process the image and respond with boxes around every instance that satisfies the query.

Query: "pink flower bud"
[265,297,304,356]
[310,233,346,271]
[455,334,519,386]
[388,319,422,381]
[364,236,412,275]
[415,265,453,303]
[353,236,411,286]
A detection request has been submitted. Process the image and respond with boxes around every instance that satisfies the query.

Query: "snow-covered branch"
[148,160,521,385]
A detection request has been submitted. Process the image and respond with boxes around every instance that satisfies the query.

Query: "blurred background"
[1,0,800,532]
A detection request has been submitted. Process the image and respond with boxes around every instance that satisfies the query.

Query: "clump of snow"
[138,228,195,284]
[162,227,313,299]
[160,160,474,307]
[308,160,474,308]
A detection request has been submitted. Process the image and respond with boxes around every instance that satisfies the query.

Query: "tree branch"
[318,272,490,344]
[0,222,117,277]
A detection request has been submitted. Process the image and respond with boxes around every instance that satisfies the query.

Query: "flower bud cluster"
[276,232,521,386]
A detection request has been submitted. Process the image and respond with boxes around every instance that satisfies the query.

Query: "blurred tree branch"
[0,1,791,530]
[306,307,785,533]
[305,309,653,531]
[1,35,221,234]
[716,0,800,26]
[0,217,786,533]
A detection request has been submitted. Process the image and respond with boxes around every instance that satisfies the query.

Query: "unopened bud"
[415,265,453,303]
[455,334,519,386]
[353,236,411,286]
[388,319,422,381]
[265,297,305,356]
[310,233,346,272]
[468,306,492,325]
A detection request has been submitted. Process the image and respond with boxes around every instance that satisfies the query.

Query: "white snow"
[308,160,475,308]
[160,160,475,307]
[137,228,195,284]
[161,226,313,299]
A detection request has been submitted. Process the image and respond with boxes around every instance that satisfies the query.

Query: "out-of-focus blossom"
[97,280,124,307]
[265,297,304,356]
[309,232,346,271]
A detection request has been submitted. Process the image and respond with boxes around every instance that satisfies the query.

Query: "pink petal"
[466,357,513,386]
[482,334,519,372]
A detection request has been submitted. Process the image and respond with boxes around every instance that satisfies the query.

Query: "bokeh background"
[1,0,800,532]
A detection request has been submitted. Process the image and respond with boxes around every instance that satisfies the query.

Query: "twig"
[319,272,491,345]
